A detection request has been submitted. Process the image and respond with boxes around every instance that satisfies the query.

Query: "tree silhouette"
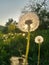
[6,18,13,26]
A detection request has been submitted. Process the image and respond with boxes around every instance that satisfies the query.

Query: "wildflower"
[18,12,39,32]
[35,36,44,44]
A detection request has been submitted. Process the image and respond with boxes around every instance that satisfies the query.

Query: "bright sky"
[0,0,49,26]
[0,0,28,26]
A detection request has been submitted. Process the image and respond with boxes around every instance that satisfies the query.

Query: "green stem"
[37,44,40,65]
[24,28,30,65]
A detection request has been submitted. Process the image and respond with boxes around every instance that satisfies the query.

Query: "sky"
[0,0,49,26]
[0,0,28,26]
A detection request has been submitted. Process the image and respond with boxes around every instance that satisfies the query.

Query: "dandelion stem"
[37,44,40,65]
[24,26,30,65]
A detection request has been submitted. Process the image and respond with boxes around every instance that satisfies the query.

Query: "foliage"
[2,18,18,33]
[5,18,13,26]
[0,33,26,65]
[28,29,49,65]
[8,24,16,33]
[0,29,49,65]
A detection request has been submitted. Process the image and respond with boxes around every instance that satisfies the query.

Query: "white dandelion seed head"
[10,33,14,36]
[35,36,44,44]
[5,36,8,40]
[22,33,25,36]
[8,33,11,35]
[3,34,6,37]
[18,12,39,32]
